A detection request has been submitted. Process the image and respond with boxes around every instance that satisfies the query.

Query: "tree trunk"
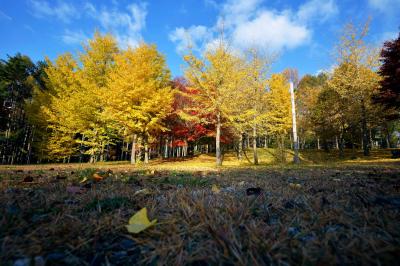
[238,133,243,161]
[253,126,258,165]
[144,136,149,164]
[216,112,222,166]
[130,134,137,164]
[361,101,369,156]
[164,137,169,158]
[384,123,392,148]
[317,138,320,150]
[290,81,300,164]
[339,131,345,159]
[335,136,339,149]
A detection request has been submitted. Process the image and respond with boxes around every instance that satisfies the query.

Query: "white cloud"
[170,0,333,54]
[232,10,310,51]
[28,1,147,48]
[62,29,89,45]
[169,25,211,53]
[29,0,77,23]
[368,0,400,13]
[297,0,338,22]
[86,2,147,48]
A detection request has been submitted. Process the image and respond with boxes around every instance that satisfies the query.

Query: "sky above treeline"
[1,0,399,77]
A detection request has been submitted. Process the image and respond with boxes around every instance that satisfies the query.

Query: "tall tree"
[296,73,328,148]
[104,43,173,164]
[78,32,119,162]
[375,32,400,112]
[266,74,292,162]
[184,43,243,166]
[0,54,36,164]
[328,22,381,156]
[41,53,81,160]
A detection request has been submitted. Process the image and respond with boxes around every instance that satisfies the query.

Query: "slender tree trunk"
[144,136,149,164]
[164,137,169,158]
[317,138,320,150]
[290,82,300,163]
[253,126,258,165]
[369,129,374,149]
[335,136,339,149]
[384,122,392,148]
[130,134,137,164]
[216,112,222,166]
[339,131,345,159]
[238,133,243,161]
[361,101,369,156]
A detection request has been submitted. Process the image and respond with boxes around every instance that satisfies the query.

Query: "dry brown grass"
[1,158,400,265]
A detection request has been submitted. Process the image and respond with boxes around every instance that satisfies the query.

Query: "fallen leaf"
[23,176,34,183]
[212,184,220,194]
[289,183,302,189]
[93,173,103,182]
[80,177,88,183]
[126,207,157,234]
[134,188,150,196]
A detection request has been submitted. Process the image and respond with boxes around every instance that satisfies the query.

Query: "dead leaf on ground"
[93,173,103,182]
[134,188,151,196]
[289,183,302,189]
[23,176,34,183]
[126,207,157,234]
[212,184,220,194]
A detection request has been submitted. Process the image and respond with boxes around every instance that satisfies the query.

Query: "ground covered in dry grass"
[1,156,400,265]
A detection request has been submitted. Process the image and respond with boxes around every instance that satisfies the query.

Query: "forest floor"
[1,149,400,265]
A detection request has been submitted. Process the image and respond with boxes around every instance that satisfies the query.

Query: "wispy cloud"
[28,1,148,48]
[86,2,148,48]
[29,0,77,23]
[62,29,89,45]
[169,25,211,53]
[368,0,400,13]
[297,0,338,23]
[0,10,12,21]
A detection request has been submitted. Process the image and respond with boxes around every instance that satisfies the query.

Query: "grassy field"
[1,149,399,265]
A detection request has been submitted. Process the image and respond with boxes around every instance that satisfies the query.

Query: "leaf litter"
[0,165,399,265]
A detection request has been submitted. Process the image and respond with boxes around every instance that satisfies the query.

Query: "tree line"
[0,22,399,166]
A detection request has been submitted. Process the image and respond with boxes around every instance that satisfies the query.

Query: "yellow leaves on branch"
[104,43,174,137]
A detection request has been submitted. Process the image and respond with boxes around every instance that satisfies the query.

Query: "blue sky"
[1,0,399,77]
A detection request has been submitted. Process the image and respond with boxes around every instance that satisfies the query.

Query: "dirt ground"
[1,162,400,265]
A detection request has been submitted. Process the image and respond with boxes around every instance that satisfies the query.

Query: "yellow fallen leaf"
[289,183,302,189]
[126,207,157,234]
[212,184,220,194]
[80,177,88,183]
[134,188,150,196]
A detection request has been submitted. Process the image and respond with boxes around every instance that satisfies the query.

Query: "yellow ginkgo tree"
[104,43,174,164]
